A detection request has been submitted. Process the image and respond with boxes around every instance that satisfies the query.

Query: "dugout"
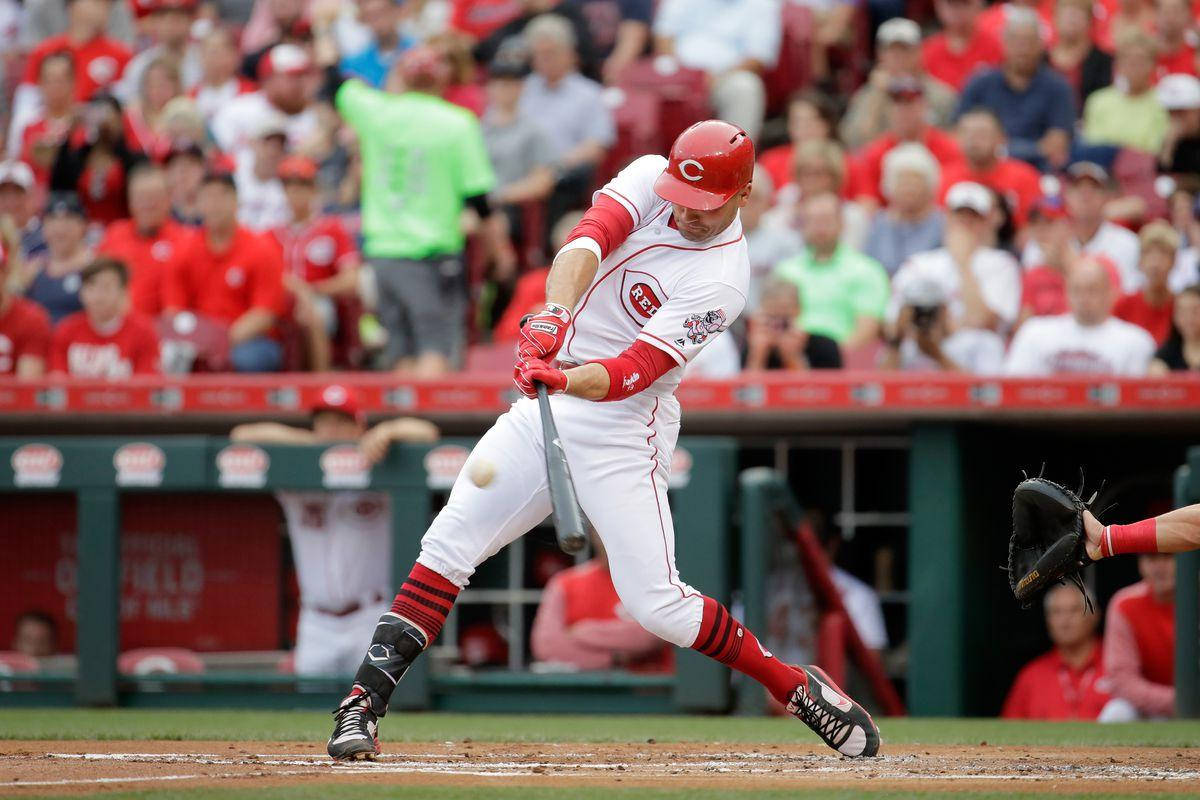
[1,373,1198,717]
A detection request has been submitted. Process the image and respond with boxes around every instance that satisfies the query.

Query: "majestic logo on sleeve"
[679,159,704,181]
[680,309,728,345]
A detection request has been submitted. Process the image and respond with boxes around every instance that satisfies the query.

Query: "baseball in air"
[468,458,496,488]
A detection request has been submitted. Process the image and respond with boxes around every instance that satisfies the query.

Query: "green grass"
[3,709,1200,748]
[30,790,1194,800]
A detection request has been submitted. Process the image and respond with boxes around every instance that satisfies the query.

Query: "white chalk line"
[5,752,1196,787]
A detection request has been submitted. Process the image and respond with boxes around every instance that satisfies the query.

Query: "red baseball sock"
[691,596,802,703]
[390,562,460,643]
[1101,518,1159,556]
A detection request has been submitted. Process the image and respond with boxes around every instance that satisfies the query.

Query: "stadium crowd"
[2,0,1200,379]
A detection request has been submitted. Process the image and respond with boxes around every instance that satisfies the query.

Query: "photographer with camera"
[744,278,842,371]
[880,275,1005,372]
[884,181,1019,373]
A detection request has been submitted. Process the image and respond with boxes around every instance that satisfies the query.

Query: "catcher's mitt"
[1009,477,1095,610]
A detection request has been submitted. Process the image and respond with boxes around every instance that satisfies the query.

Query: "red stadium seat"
[118,647,206,675]
[764,3,816,115]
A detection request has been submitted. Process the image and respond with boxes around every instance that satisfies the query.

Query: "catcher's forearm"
[1104,504,1200,556]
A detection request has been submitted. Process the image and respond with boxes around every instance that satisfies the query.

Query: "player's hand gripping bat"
[535,382,587,554]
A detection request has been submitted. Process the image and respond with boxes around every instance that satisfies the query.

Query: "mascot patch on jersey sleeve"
[680,309,727,345]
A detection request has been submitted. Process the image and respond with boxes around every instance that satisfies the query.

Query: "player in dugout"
[325,120,881,763]
[231,384,438,675]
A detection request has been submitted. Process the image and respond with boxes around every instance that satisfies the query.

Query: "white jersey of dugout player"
[559,154,750,392]
[1003,314,1156,376]
[277,490,393,675]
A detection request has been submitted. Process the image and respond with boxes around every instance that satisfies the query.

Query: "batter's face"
[671,185,750,242]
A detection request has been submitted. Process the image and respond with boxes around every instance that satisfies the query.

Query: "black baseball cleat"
[786,665,881,758]
[327,696,380,761]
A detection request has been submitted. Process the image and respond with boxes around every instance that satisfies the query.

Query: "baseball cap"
[1066,161,1110,185]
[1029,194,1068,221]
[1158,73,1200,111]
[887,76,924,101]
[252,112,289,141]
[945,181,993,215]
[877,18,921,47]
[0,160,34,192]
[258,43,313,80]
[311,383,363,423]
[44,191,85,218]
[278,155,318,182]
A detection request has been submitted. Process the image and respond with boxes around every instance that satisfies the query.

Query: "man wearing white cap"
[888,181,1022,350]
[841,18,957,150]
[1158,73,1200,175]
[211,43,321,168]
[0,161,47,260]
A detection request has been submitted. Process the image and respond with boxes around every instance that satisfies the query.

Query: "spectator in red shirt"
[273,155,361,371]
[97,163,191,316]
[0,221,51,377]
[49,92,143,224]
[1155,0,1198,79]
[12,0,132,144]
[757,91,843,199]
[1100,553,1176,721]
[1019,195,1074,323]
[50,257,160,377]
[921,0,1004,91]
[854,78,963,209]
[18,52,78,191]
[165,167,285,372]
[940,108,1042,228]
[1002,584,1111,720]
[1115,221,1177,345]
[530,535,672,673]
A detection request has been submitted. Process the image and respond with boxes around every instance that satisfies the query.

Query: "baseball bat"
[535,382,588,554]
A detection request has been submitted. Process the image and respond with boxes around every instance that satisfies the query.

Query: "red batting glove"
[514,357,568,398]
[517,303,572,363]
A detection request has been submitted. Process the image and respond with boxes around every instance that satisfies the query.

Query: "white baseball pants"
[416,392,705,648]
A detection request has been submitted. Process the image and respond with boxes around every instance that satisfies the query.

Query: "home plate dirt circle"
[2,741,1198,795]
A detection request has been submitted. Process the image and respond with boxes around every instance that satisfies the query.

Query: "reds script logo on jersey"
[680,309,727,345]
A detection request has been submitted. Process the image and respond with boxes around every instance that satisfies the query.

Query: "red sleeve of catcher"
[593,338,679,401]
[565,194,635,260]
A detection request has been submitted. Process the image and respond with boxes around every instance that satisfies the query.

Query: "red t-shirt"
[22,34,132,101]
[1111,584,1175,686]
[1114,291,1174,345]
[939,158,1043,227]
[921,28,1004,91]
[450,0,524,39]
[1001,641,1111,720]
[1158,45,1198,80]
[558,561,673,673]
[0,296,52,374]
[165,227,284,324]
[1021,266,1069,317]
[270,216,357,284]
[98,219,192,316]
[855,128,963,204]
[50,311,160,377]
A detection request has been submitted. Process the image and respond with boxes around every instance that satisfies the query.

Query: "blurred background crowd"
[2,0,1200,380]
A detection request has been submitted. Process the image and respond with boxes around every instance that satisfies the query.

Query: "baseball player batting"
[327,120,881,761]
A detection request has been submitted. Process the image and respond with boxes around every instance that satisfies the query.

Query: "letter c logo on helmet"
[679,159,704,182]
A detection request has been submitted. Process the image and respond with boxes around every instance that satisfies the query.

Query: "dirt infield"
[2,740,1199,796]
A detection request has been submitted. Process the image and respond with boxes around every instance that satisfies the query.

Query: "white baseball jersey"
[560,154,750,396]
[1003,314,1156,376]
[276,491,393,612]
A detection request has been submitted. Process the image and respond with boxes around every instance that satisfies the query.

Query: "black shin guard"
[342,611,428,717]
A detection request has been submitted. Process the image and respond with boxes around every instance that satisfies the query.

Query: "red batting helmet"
[654,120,755,211]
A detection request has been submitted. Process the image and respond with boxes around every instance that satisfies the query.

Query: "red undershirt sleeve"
[591,338,679,401]
[564,194,635,260]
